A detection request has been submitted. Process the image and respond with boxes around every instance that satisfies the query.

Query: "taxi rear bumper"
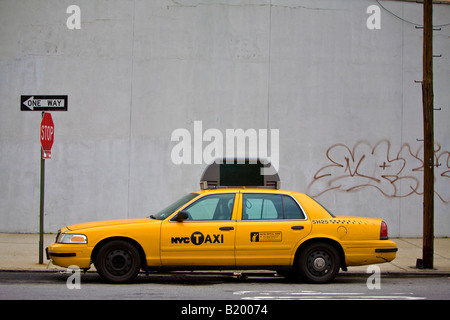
[375,248,398,253]
[343,239,398,266]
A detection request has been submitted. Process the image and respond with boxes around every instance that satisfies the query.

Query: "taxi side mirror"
[174,211,189,222]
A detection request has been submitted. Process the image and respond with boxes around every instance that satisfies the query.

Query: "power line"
[376,0,450,27]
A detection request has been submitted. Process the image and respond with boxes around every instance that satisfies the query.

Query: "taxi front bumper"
[46,243,92,269]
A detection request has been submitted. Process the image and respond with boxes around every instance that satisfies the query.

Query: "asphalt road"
[0,271,449,301]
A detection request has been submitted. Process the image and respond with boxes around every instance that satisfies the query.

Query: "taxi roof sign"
[200,158,280,190]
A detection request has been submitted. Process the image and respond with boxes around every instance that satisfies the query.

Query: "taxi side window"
[183,193,235,221]
[283,195,305,219]
[243,194,282,220]
[242,194,305,220]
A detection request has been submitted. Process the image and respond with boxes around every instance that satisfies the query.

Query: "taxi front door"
[235,192,311,267]
[160,193,238,266]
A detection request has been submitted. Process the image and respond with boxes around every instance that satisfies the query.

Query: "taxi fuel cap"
[200,158,280,190]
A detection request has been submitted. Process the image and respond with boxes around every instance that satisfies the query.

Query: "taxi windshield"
[149,193,199,220]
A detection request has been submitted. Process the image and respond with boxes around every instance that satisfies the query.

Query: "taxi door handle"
[219,227,234,231]
[291,226,304,230]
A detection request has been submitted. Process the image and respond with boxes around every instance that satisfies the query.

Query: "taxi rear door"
[235,192,311,266]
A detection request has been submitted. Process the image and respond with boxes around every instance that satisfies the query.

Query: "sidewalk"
[0,233,449,275]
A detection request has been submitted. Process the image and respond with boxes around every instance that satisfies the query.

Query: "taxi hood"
[65,218,155,232]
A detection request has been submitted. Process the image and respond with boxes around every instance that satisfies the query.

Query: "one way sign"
[21,95,68,111]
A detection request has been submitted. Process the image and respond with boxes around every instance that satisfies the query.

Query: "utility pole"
[421,0,434,269]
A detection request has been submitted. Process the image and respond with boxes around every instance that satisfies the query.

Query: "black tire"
[298,242,340,284]
[95,240,141,283]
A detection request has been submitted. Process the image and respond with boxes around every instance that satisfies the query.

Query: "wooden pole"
[422,0,434,269]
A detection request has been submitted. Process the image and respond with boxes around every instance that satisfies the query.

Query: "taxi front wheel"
[95,240,141,283]
[298,242,340,284]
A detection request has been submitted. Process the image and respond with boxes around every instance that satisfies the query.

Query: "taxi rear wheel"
[298,242,340,284]
[95,240,141,283]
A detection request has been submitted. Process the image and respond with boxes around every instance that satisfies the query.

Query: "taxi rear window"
[311,198,336,218]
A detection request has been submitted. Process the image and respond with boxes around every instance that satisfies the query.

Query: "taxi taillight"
[380,221,388,240]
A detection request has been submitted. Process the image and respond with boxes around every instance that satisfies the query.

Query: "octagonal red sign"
[40,113,54,159]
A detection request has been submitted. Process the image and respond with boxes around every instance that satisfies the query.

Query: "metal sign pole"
[39,112,45,264]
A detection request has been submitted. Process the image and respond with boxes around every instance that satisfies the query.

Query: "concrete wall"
[1,0,449,236]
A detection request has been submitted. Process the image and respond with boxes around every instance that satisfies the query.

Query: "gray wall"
[1,0,449,236]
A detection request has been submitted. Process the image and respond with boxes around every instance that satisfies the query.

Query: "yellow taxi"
[47,161,397,284]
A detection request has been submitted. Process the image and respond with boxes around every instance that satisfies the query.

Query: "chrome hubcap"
[313,257,326,271]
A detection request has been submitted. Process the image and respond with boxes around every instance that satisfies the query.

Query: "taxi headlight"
[57,233,87,244]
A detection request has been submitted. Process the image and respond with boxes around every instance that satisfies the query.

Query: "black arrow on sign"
[21,95,68,111]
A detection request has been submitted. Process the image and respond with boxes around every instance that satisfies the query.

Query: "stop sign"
[40,113,54,159]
